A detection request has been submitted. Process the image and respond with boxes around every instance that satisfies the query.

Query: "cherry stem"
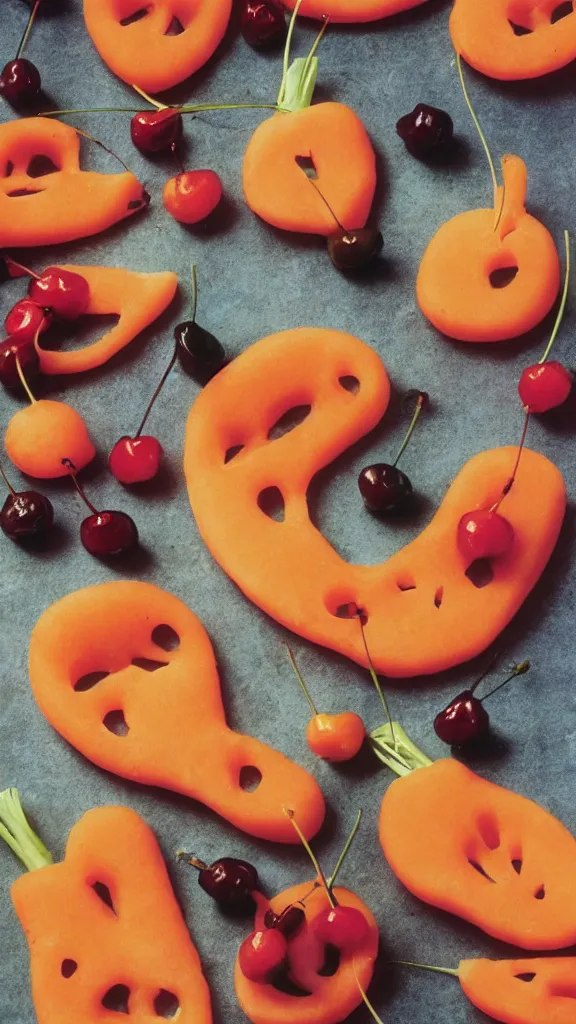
[0,462,16,496]
[352,964,386,1024]
[392,960,459,978]
[175,852,209,871]
[61,459,98,515]
[15,355,36,404]
[16,0,41,60]
[540,229,571,364]
[480,660,530,704]
[279,0,304,107]
[286,645,319,716]
[493,178,506,233]
[469,646,502,695]
[328,809,362,890]
[191,264,199,324]
[357,613,397,750]
[42,103,284,119]
[393,391,427,468]
[284,809,336,909]
[131,84,165,110]
[135,345,178,438]
[72,127,132,174]
[491,409,530,511]
[300,15,330,89]
[303,175,345,233]
[5,257,40,280]
[456,52,498,200]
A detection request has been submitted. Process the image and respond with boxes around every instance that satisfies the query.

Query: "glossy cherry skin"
[1,490,54,543]
[457,509,514,561]
[240,0,286,48]
[163,170,223,225]
[175,321,227,382]
[130,108,183,155]
[306,712,366,763]
[328,227,383,272]
[313,906,369,951]
[29,268,90,321]
[0,58,41,108]
[199,858,259,913]
[109,436,162,485]
[5,299,51,342]
[239,928,288,982]
[264,904,306,938]
[80,510,138,558]
[358,463,413,514]
[518,361,573,413]
[396,103,454,160]
[434,689,490,746]
[0,337,41,391]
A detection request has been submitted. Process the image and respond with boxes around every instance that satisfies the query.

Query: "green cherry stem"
[16,0,41,61]
[456,52,498,200]
[357,613,397,749]
[191,264,199,324]
[328,809,363,889]
[0,789,53,872]
[62,459,98,515]
[393,391,427,468]
[279,0,303,106]
[392,960,459,978]
[286,645,319,716]
[491,409,530,511]
[0,462,16,496]
[131,83,165,110]
[352,964,386,1024]
[15,355,37,405]
[285,809,336,909]
[480,660,530,704]
[540,229,571,364]
[72,126,133,174]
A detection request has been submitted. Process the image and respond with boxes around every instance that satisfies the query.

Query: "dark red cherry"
[198,857,259,913]
[80,510,138,558]
[0,336,41,391]
[264,904,306,938]
[396,103,454,160]
[1,489,53,542]
[175,321,227,382]
[241,0,287,48]
[434,690,490,746]
[130,108,183,155]
[0,58,41,108]
[358,464,413,514]
[5,299,51,342]
[29,268,90,321]
[327,227,383,272]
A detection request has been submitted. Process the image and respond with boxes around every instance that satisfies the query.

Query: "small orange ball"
[163,169,223,224]
[5,400,96,479]
[306,712,366,763]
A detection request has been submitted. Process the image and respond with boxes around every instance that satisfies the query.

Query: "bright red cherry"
[5,299,51,342]
[109,436,163,485]
[130,108,183,154]
[29,268,90,321]
[0,336,41,391]
[434,690,489,746]
[518,361,572,414]
[163,170,223,225]
[238,928,287,982]
[457,509,514,561]
[313,906,369,951]
[240,1,287,48]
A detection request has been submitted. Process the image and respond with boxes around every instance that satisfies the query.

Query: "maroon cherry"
[180,854,259,914]
[240,0,287,48]
[0,336,41,392]
[0,463,53,543]
[5,299,51,343]
[29,267,90,321]
[130,108,183,155]
[434,660,530,747]
[62,459,138,558]
[0,2,42,109]
[396,103,454,160]
[264,904,306,938]
[358,391,428,515]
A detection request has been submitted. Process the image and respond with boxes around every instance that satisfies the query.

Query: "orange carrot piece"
[235,881,379,1024]
[416,155,560,342]
[379,755,576,949]
[29,581,325,844]
[83,0,232,94]
[0,118,146,249]
[459,957,576,1024]
[284,0,431,20]
[0,795,212,1024]
[184,327,566,678]
[450,0,576,81]
[36,265,178,376]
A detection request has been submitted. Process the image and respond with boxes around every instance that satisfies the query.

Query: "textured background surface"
[1,1,576,1022]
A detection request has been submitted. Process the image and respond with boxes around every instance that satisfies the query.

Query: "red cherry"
[163,170,223,225]
[313,906,369,951]
[5,299,51,342]
[0,336,41,391]
[0,58,41,108]
[109,436,162,485]
[130,108,183,154]
[240,0,287,48]
[29,268,90,321]
[518,361,572,414]
[457,509,514,561]
[434,690,490,746]
[238,928,287,982]
[80,511,139,558]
